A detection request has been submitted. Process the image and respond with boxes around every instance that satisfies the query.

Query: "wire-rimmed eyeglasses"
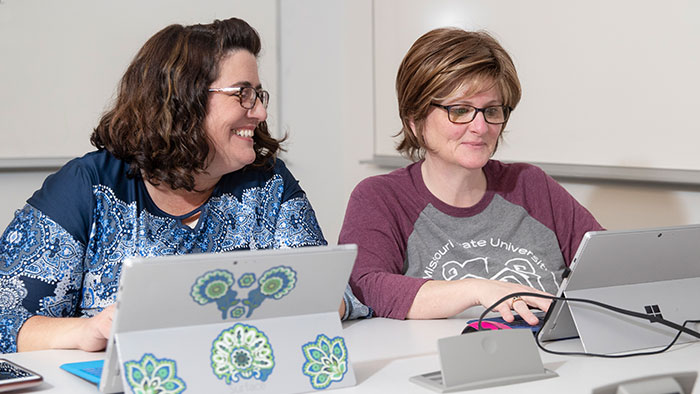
[431,103,512,125]
[208,86,270,110]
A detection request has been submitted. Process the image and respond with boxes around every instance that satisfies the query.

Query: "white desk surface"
[3,317,699,393]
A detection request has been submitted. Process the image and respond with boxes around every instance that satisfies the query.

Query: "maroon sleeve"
[491,162,604,266]
[542,173,604,264]
[338,175,428,319]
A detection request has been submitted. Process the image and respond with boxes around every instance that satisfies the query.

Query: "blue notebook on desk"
[60,360,104,384]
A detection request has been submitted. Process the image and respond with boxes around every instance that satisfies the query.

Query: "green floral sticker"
[123,353,186,394]
[190,270,234,305]
[258,266,296,299]
[230,306,246,318]
[191,266,296,319]
[211,323,275,384]
[238,273,256,288]
[301,334,348,390]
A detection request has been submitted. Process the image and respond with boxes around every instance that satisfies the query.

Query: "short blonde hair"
[395,28,521,161]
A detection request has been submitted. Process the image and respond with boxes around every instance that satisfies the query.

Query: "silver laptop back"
[99,245,357,393]
[539,225,700,354]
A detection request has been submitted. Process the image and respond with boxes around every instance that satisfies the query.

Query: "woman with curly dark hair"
[0,17,369,354]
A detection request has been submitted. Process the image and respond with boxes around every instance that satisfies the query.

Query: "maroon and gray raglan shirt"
[338,159,603,319]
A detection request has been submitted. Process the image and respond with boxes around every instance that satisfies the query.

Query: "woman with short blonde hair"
[340,27,602,323]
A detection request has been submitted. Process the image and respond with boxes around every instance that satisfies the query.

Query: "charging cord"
[479,291,700,358]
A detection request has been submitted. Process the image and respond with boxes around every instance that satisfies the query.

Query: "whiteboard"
[373,0,700,172]
[0,0,277,160]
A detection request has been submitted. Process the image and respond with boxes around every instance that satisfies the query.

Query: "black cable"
[477,291,700,358]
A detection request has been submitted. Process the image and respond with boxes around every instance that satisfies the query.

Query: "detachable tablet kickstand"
[410,329,557,393]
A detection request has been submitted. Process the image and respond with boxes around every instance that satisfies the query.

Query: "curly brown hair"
[91,18,282,191]
[395,28,522,161]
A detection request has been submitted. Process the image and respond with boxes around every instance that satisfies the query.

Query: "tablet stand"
[410,329,557,393]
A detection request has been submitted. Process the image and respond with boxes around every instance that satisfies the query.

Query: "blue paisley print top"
[0,150,327,353]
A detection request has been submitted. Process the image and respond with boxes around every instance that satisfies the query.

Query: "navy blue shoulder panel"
[27,150,133,245]
[26,154,305,246]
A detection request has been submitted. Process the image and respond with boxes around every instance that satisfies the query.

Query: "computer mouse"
[461,320,512,334]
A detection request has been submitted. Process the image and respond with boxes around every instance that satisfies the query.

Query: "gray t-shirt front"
[405,196,565,295]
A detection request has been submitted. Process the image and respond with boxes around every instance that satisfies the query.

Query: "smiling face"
[420,85,504,171]
[202,50,267,179]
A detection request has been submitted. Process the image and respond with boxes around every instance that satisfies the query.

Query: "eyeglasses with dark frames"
[430,103,512,125]
[208,86,270,110]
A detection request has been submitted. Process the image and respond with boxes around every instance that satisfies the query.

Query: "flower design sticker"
[211,323,275,384]
[191,270,235,304]
[258,266,296,299]
[191,266,296,319]
[230,306,247,319]
[123,353,186,394]
[238,273,256,288]
[301,334,349,390]
[190,269,239,319]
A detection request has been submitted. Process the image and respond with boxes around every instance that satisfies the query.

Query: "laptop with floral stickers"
[61,245,358,393]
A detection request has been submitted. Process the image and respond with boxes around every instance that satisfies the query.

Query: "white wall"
[3,0,700,243]
[0,171,53,230]
[371,0,700,172]
[560,180,700,231]
[0,0,279,160]
[278,0,386,244]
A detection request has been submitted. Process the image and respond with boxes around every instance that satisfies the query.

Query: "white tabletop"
[341,318,700,393]
[3,317,699,393]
